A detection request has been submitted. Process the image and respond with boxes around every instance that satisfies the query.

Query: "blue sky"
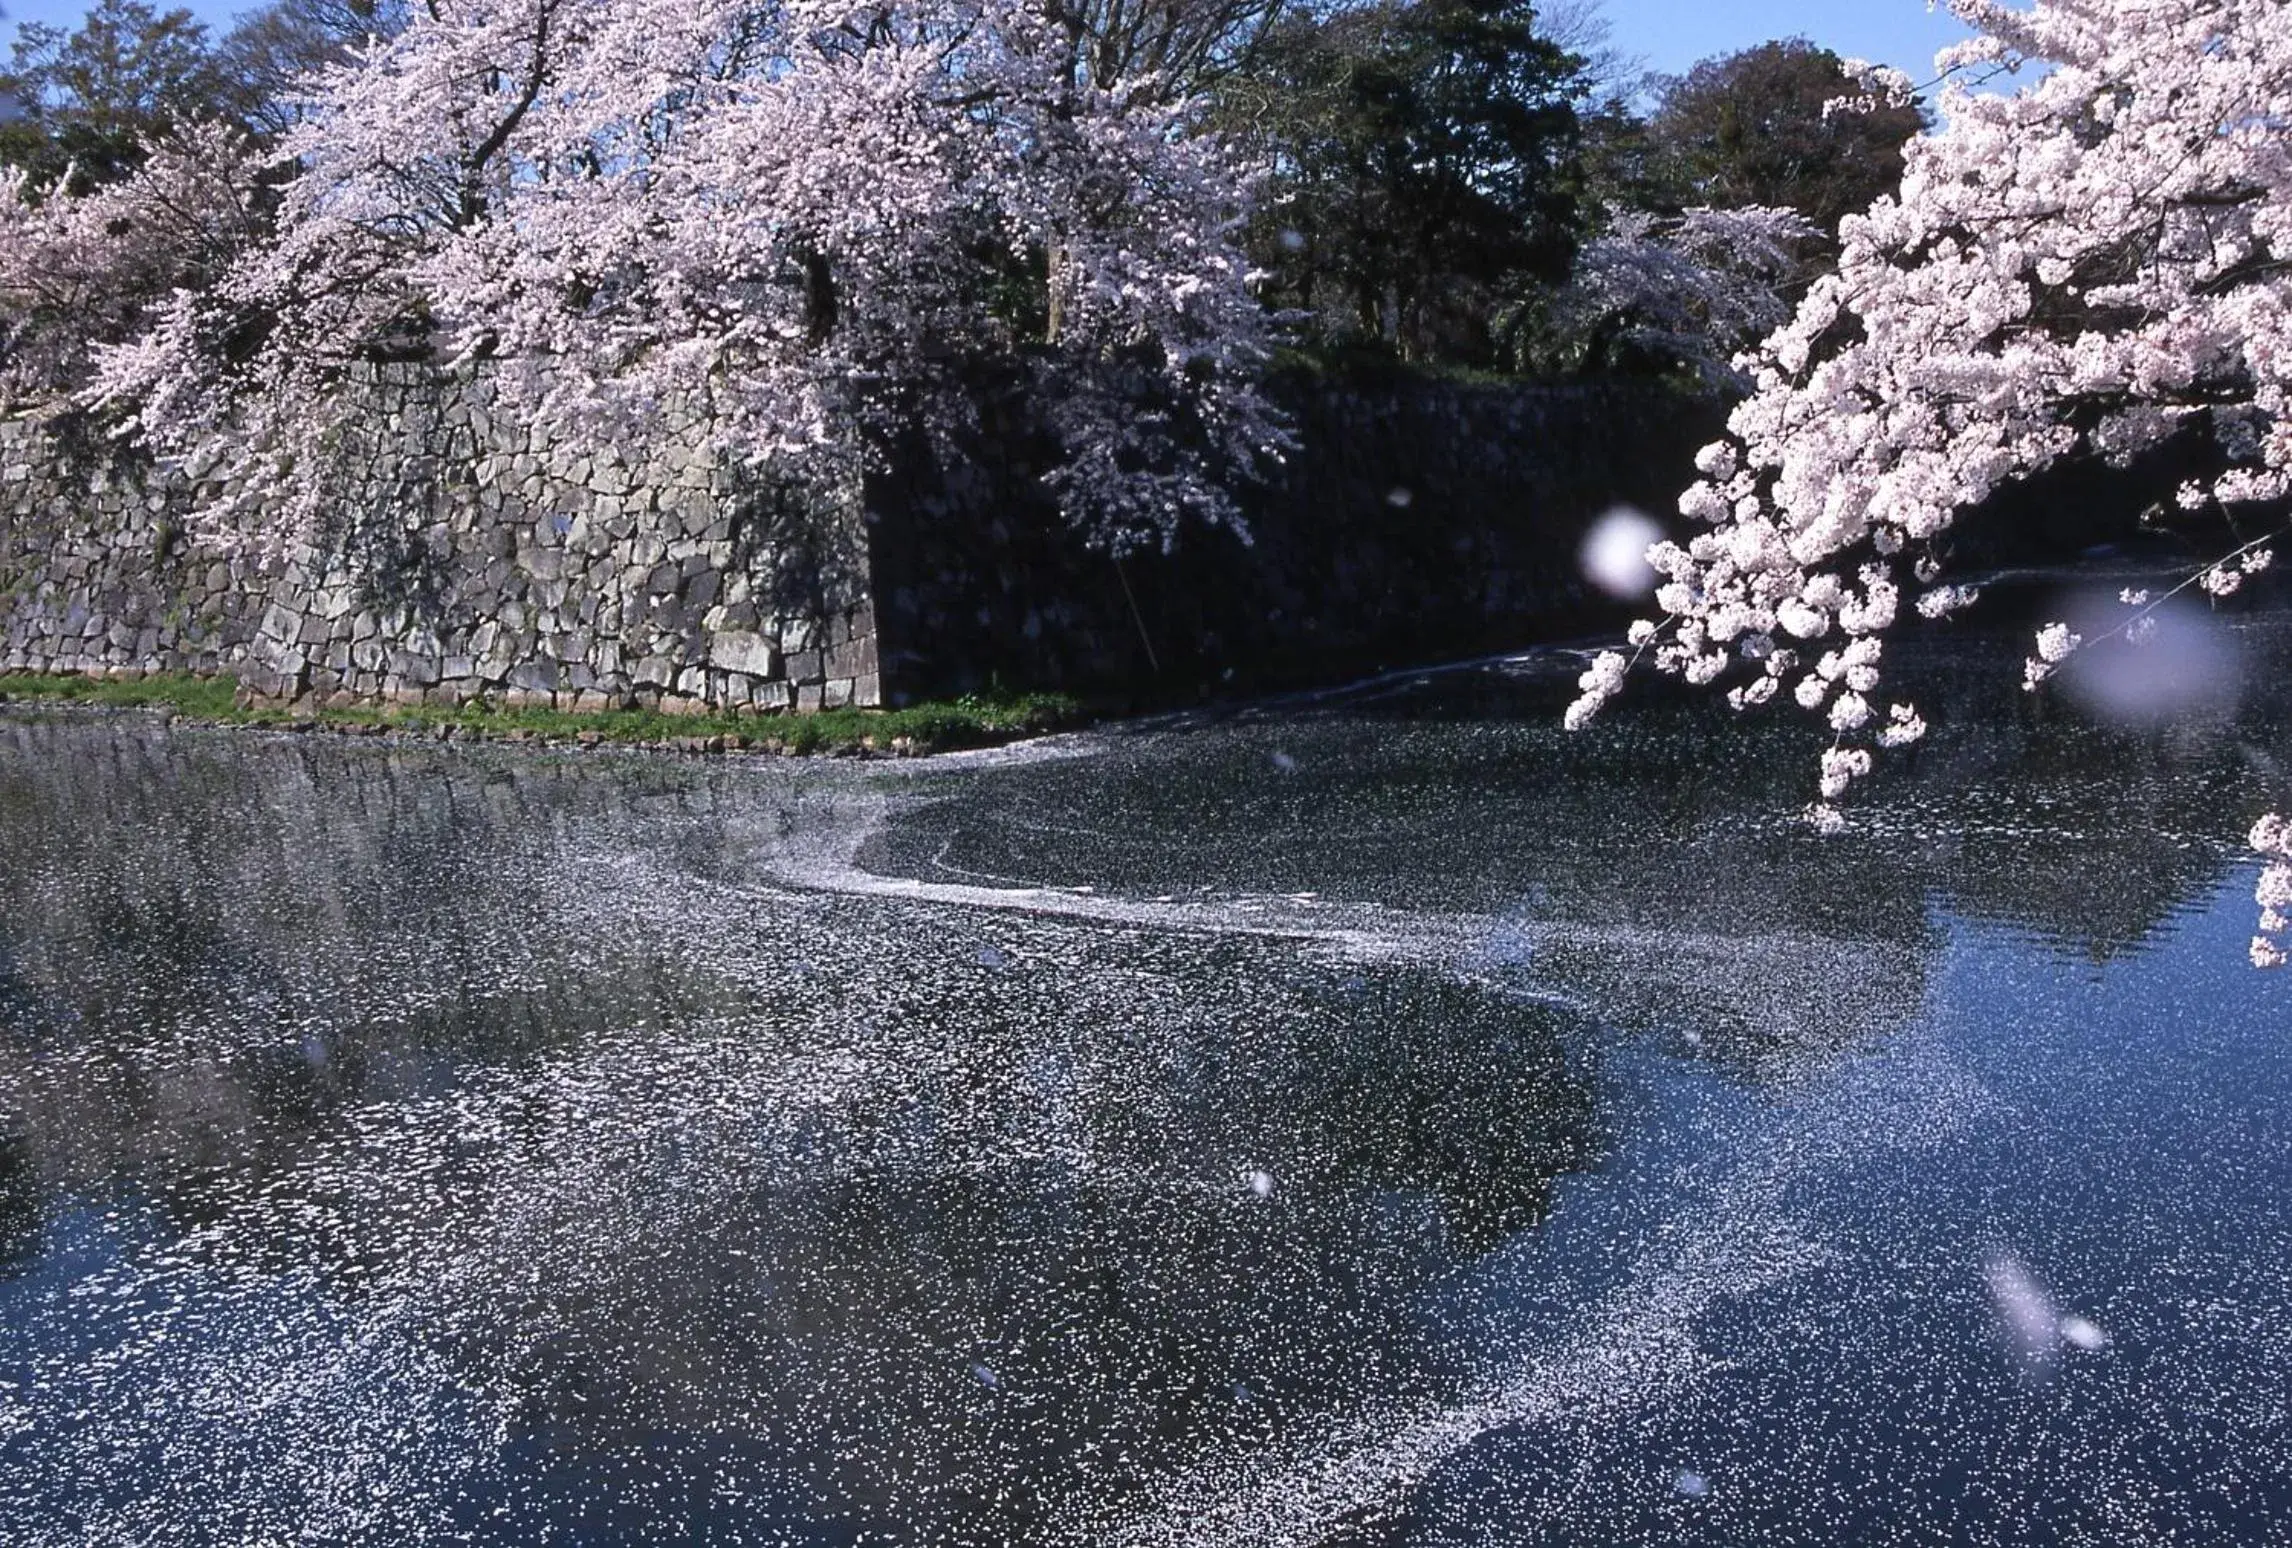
[1606,1,1976,81]
[0,0,1978,81]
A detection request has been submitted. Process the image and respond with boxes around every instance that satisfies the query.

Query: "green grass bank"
[0,672,1084,756]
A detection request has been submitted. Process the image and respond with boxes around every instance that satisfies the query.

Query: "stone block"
[826,635,878,680]
[507,661,561,694]
[388,650,441,688]
[708,630,777,679]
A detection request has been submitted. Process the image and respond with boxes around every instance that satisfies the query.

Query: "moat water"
[3,602,2289,1545]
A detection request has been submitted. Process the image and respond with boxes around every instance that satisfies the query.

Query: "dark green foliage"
[0,0,405,192]
[0,0,221,192]
[1644,37,1927,236]
[1229,0,1590,369]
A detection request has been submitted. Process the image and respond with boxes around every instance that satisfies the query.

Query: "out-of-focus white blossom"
[1778,598,1829,639]
[1985,1251,2107,1366]
[2035,622,2081,663]
[1579,506,1665,600]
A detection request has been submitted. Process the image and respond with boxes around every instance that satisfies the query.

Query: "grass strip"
[0,671,1085,755]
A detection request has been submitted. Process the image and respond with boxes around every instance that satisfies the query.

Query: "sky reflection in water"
[0,609,2288,1545]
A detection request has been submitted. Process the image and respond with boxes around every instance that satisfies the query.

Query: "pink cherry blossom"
[1561,0,2292,959]
[68,0,1285,553]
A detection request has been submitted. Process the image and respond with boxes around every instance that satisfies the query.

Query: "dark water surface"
[2,611,2289,1545]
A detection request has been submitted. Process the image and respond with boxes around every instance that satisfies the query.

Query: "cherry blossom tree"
[1560,0,2292,966]
[0,121,260,407]
[82,0,1285,552]
[1543,204,1813,390]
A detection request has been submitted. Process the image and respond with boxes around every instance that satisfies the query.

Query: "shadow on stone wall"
[866,374,1722,703]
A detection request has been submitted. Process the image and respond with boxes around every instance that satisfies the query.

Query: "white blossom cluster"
[2253,815,2292,969]
[0,123,259,408]
[1566,0,2292,868]
[1551,205,1816,392]
[52,0,1286,553]
[1830,59,1919,116]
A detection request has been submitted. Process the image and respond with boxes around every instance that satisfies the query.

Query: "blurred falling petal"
[1580,506,1663,600]
[1278,227,1307,253]
[2057,592,2242,726]
[976,945,1009,970]
[1245,1168,1276,1198]
[971,1363,999,1390]
[1674,1470,1709,1498]
[1986,1251,2106,1363]
[1269,750,1298,773]
[1386,487,1414,509]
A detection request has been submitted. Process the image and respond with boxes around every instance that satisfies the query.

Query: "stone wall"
[0,373,880,713]
[0,371,1715,711]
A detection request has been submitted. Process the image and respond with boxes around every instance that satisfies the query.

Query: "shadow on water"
[871,607,2292,975]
